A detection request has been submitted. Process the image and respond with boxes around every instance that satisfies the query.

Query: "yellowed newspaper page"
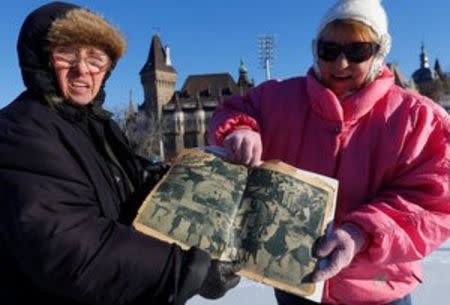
[133,149,248,260]
[133,148,337,302]
[233,161,337,301]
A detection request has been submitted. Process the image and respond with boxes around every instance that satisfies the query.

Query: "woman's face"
[318,30,376,97]
[51,45,111,106]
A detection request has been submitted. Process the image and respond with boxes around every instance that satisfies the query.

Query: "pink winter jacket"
[208,66,450,305]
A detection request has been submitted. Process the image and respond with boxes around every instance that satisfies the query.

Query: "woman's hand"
[311,223,365,282]
[222,129,263,167]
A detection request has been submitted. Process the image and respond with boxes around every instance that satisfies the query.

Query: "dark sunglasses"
[317,40,380,63]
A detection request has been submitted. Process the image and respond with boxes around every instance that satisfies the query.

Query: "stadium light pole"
[258,35,275,80]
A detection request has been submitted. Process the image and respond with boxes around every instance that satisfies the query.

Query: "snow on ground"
[189,240,450,305]
[189,278,276,305]
[412,240,450,305]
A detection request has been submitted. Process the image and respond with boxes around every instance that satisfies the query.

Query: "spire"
[420,42,430,69]
[140,34,176,74]
[434,59,445,80]
[128,90,135,113]
[237,58,253,95]
[238,58,250,82]
[435,59,442,72]
[412,43,434,84]
[125,89,136,121]
[239,58,248,74]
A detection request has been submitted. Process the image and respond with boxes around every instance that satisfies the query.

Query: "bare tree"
[113,106,163,160]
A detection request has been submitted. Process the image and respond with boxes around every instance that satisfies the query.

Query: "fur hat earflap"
[47,8,126,63]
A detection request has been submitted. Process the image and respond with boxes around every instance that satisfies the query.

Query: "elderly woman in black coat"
[0,2,239,304]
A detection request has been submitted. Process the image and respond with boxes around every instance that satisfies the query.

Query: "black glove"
[143,161,170,187]
[198,259,241,299]
[176,247,241,304]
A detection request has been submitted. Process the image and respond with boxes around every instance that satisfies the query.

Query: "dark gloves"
[176,247,241,305]
[199,259,241,299]
[142,161,170,187]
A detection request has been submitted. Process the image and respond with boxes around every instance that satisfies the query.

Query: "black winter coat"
[0,2,208,305]
[0,92,182,305]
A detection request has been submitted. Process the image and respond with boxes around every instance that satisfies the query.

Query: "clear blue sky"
[1,0,449,112]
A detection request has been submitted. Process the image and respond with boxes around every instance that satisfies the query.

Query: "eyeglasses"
[51,46,111,73]
[317,40,380,63]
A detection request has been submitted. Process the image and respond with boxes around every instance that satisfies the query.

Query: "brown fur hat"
[47,8,126,63]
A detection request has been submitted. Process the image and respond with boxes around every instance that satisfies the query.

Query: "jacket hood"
[17,2,78,99]
[17,1,126,108]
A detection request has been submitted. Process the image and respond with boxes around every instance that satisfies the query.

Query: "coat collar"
[306,65,395,122]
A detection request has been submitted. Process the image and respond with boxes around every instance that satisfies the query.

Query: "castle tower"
[412,43,434,85]
[140,34,177,119]
[237,59,254,96]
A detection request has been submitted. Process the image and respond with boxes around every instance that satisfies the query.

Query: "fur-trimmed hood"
[17,1,126,107]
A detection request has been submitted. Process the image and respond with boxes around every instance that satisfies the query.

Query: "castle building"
[138,34,254,160]
[412,43,434,84]
[132,37,450,160]
[411,43,449,105]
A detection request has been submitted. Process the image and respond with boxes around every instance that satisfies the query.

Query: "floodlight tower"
[258,35,276,80]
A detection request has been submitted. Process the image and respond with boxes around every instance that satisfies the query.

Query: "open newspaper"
[133,147,337,301]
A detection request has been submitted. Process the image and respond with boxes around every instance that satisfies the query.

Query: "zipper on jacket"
[332,123,344,178]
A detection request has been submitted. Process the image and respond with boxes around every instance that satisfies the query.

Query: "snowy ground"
[412,240,450,305]
[189,278,276,305]
[189,240,450,305]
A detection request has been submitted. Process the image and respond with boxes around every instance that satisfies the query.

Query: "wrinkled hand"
[199,260,241,299]
[311,223,365,282]
[222,129,263,167]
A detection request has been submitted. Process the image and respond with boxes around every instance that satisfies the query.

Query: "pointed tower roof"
[239,58,248,74]
[140,34,176,74]
[412,43,434,84]
[420,43,430,69]
[238,58,250,84]
[434,59,446,81]
[127,91,135,113]
[125,90,136,120]
[237,58,254,96]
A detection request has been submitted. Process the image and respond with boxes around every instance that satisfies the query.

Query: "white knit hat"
[312,0,392,82]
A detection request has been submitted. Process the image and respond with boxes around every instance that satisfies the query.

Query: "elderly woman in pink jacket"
[207,0,450,304]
